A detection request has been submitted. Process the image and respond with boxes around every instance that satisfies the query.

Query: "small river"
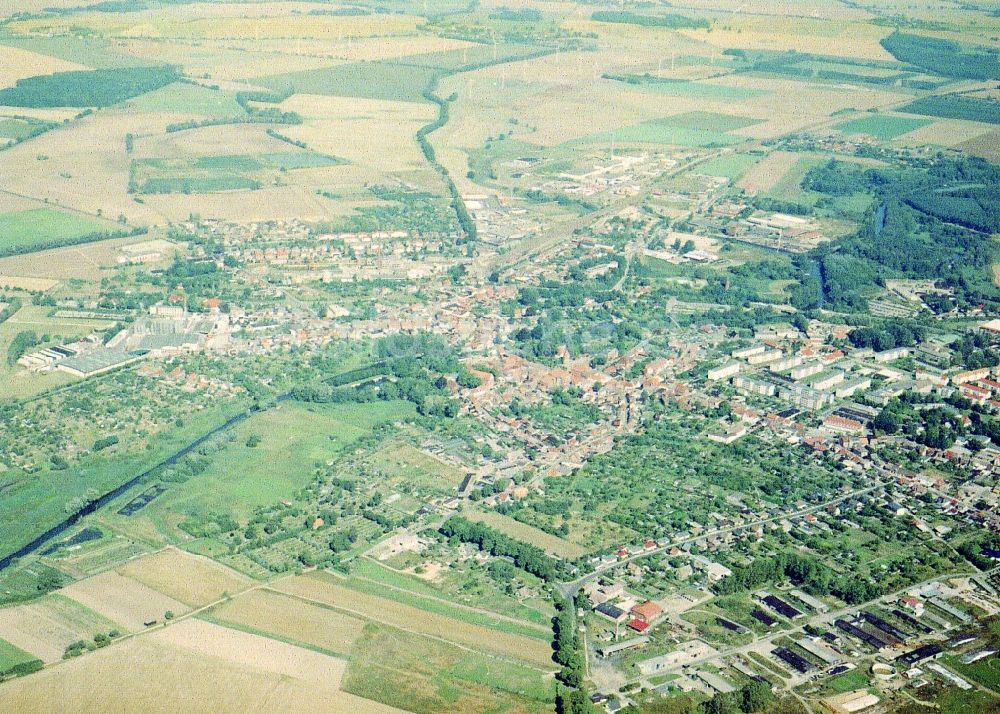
[0,396,287,572]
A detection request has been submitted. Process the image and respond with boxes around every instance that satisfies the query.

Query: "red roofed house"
[628,619,649,633]
[630,601,663,624]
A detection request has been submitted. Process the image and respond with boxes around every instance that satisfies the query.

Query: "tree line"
[438,515,566,582]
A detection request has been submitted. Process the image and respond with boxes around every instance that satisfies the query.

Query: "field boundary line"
[355,557,551,632]
[264,585,559,673]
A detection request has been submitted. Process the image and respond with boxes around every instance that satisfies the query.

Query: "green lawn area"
[365,441,463,493]
[765,155,828,203]
[941,654,1000,693]
[0,208,116,256]
[261,61,439,102]
[822,668,871,693]
[464,508,587,559]
[129,400,417,527]
[696,153,760,180]
[934,685,1000,714]
[118,82,245,118]
[833,114,930,140]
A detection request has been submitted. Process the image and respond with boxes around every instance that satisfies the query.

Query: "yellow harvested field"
[957,129,1000,162]
[0,107,80,123]
[681,17,894,60]
[0,112,183,225]
[0,45,85,90]
[672,0,872,20]
[278,94,434,173]
[466,509,587,559]
[221,34,474,62]
[0,624,404,714]
[0,275,58,291]
[210,588,365,656]
[11,12,420,40]
[143,184,335,223]
[273,572,556,669]
[0,594,117,663]
[899,118,996,148]
[135,123,291,160]
[153,619,346,686]
[60,571,189,631]
[117,39,341,81]
[0,235,139,281]
[118,548,252,609]
[738,151,801,194]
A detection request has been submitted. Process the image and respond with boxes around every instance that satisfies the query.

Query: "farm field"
[116,82,245,119]
[0,208,118,256]
[205,587,366,658]
[262,62,439,103]
[833,114,931,140]
[0,637,36,672]
[0,619,403,713]
[696,152,761,180]
[342,622,553,714]
[59,570,188,631]
[271,570,557,668]
[0,593,118,663]
[118,548,252,608]
[0,233,145,281]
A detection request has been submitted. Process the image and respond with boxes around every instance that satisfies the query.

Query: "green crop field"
[398,43,545,70]
[262,62,439,102]
[134,152,344,194]
[0,34,152,68]
[341,623,552,714]
[260,152,345,169]
[0,117,54,140]
[833,114,930,140]
[574,120,743,148]
[697,153,761,179]
[0,637,37,671]
[120,83,245,119]
[662,111,763,132]
[0,208,117,256]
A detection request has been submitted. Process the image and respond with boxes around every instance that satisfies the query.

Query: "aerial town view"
[0,0,1000,712]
